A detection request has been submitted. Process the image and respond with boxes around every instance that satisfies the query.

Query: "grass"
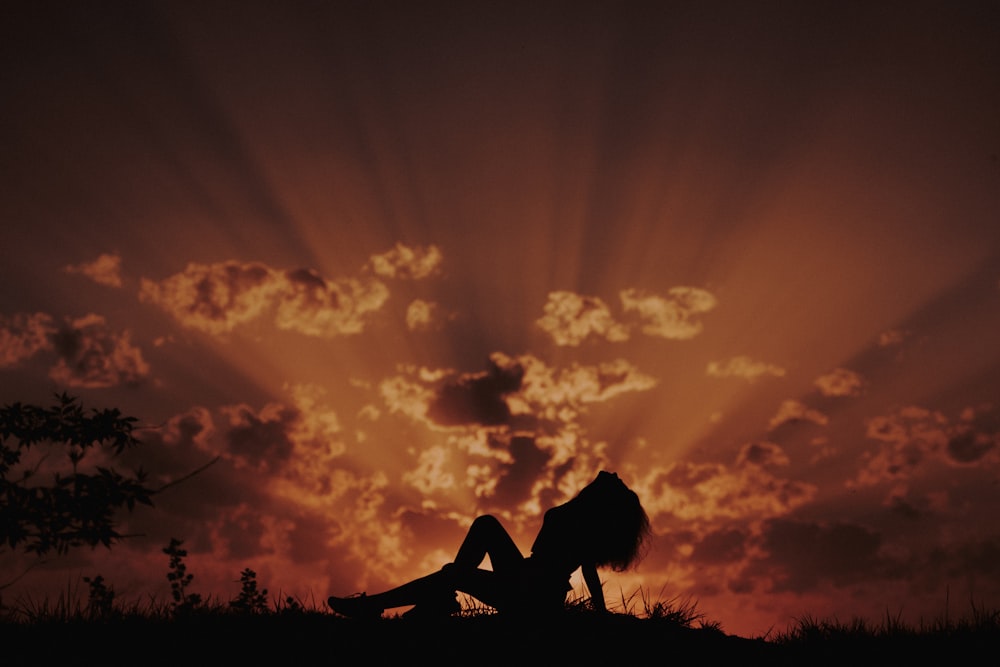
[2,549,997,666]
[3,584,997,666]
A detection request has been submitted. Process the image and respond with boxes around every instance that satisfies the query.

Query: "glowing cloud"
[373,354,657,510]
[642,458,817,523]
[0,312,55,367]
[367,243,443,280]
[405,299,443,332]
[139,261,283,335]
[139,261,390,337]
[878,329,907,347]
[768,399,829,430]
[64,253,124,288]
[536,291,630,346]
[707,356,786,382]
[814,367,865,397]
[48,314,150,388]
[619,287,717,340]
[500,352,658,418]
[276,268,389,337]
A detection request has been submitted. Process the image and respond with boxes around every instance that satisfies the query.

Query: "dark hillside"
[4,611,995,667]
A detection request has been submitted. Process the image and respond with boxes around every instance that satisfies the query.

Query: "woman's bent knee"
[472,514,502,530]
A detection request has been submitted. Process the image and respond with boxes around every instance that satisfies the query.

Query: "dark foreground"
[3,611,996,666]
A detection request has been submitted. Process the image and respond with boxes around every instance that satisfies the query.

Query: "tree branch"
[153,456,221,495]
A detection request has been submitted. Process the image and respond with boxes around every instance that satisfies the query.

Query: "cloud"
[490,434,552,508]
[504,352,657,420]
[736,441,791,468]
[48,314,150,388]
[814,367,865,397]
[855,404,999,487]
[203,386,349,495]
[376,354,656,511]
[213,503,275,560]
[405,299,444,332]
[64,253,123,288]
[878,329,907,347]
[367,243,443,280]
[402,445,458,495]
[379,374,437,424]
[753,518,885,592]
[0,312,55,367]
[641,458,817,524]
[276,268,389,337]
[536,286,718,346]
[536,291,630,346]
[427,356,523,427]
[950,405,1000,465]
[220,402,299,473]
[139,261,282,335]
[620,286,717,340]
[707,356,786,382]
[381,353,657,432]
[139,261,389,337]
[123,389,371,570]
[768,399,829,430]
[689,527,749,565]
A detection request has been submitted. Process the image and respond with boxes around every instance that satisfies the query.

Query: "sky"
[2,1,999,637]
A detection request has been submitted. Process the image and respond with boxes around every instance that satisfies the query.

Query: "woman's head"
[572,471,651,572]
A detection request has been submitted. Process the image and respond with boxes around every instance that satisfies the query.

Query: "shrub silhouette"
[82,574,116,619]
[230,568,268,614]
[164,537,202,613]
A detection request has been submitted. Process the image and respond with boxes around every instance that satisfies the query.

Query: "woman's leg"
[453,514,523,571]
[328,515,523,617]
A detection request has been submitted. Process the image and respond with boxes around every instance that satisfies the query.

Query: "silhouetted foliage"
[230,568,268,614]
[0,393,153,555]
[83,574,116,619]
[164,537,202,613]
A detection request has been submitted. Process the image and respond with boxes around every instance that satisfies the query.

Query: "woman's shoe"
[327,593,383,619]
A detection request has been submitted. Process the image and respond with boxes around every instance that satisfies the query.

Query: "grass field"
[2,588,997,666]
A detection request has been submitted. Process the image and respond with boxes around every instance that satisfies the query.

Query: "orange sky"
[2,1,999,637]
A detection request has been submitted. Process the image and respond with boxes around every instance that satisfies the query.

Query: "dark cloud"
[49,314,150,387]
[287,511,342,564]
[946,405,998,465]
[690,527,749,565]
[946,431,995,464]
[398,509,466,551]
[0,312,55,366]
[224,406,298,471]
[427,357,523,426]
[953,537,1000,580]
[122,409,273,525]
[894,536,1000,595]
[640,529,698,572]
[736,441,790,468]
[887,494,927,520]
[216,505,272,560]
[490,435,551,507]
[755,519,884,592]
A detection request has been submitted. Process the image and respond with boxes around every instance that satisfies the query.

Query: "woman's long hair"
[574,471,651,572]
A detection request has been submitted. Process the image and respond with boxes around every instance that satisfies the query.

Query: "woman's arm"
[581,562,606,612]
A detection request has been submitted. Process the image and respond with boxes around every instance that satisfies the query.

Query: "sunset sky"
[2,1,999,637]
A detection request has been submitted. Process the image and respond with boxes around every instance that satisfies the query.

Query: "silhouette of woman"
[327,471,651,619]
